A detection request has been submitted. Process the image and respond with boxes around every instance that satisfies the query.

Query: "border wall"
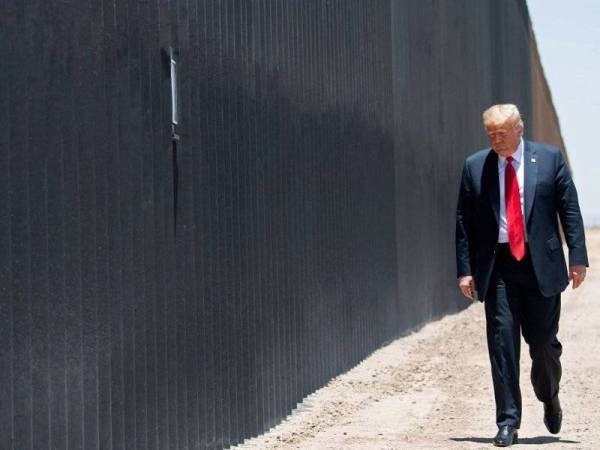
[0,1,564,448]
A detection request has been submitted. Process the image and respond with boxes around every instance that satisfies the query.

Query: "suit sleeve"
[456,160,477,278]
[554,150,589,267]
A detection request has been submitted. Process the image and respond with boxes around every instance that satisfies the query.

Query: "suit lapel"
[523,140,537,226]
[482,149,500,224]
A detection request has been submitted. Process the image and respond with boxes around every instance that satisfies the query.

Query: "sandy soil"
[235,228,600,449]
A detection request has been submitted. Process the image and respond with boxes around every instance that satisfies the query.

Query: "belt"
[496,242,530,259]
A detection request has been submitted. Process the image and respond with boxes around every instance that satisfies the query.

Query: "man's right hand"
[458,275,476,300]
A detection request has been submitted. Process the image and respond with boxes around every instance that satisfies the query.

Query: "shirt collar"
[498,138,524,167]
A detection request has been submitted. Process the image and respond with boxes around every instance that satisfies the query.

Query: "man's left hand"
[569,265,587,289]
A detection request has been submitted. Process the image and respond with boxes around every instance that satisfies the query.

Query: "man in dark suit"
[455,104,588,447]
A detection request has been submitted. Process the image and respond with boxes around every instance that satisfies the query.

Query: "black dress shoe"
[494,425,518,447]
[544,396,562,434]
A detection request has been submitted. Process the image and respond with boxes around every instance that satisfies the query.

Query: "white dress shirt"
[498,138,526,243]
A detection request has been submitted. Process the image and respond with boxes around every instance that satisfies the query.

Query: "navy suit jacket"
[455,139,588,301]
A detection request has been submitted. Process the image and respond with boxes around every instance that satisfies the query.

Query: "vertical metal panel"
[28,1,51,448]
[203,2,219,445]
[9,1,32,448]
[0,1,12,444]
[45,1,67,446]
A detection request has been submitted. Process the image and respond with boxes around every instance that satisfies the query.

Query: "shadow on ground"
[451,436,580,445]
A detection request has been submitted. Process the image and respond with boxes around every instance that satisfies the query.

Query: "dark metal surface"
[0,1,550,448]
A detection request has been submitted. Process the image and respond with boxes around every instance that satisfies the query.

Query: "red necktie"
[505,156,525,260]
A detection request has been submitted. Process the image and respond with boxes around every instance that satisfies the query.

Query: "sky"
[527,0,600,226]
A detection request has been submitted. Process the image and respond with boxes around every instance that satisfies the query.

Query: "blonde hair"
[482,104,524,131]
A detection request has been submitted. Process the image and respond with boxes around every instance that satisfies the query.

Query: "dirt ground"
[236,228,600,449]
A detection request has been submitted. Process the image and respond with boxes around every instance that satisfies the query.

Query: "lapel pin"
[531,158,536,163]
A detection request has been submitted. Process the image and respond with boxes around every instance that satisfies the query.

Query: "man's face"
[485,120,521,157]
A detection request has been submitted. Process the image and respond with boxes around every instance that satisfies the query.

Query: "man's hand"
[458,275,476,300]
[569,265,587,289]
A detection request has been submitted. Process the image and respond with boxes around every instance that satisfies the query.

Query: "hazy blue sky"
[528,0,600,226]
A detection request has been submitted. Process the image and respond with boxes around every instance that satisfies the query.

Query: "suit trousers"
[484,243,562,428]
